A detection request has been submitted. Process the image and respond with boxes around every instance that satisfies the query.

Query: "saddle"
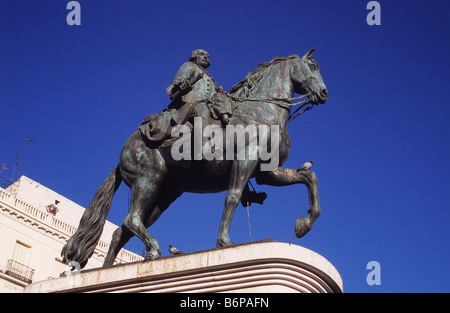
[139,92,234,148]
[138,107,191,147]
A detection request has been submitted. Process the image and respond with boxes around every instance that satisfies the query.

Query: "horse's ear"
[303,49,316,59]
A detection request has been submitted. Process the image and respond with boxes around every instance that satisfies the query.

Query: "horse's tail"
[61,165,122,269]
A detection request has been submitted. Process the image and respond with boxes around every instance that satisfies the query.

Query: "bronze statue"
[62,49,328,269]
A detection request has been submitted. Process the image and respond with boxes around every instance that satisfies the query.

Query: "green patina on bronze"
[62,49,328,269]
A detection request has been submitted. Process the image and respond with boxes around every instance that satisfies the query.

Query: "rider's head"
[189,49,211,69]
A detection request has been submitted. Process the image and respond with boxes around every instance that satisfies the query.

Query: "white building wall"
[0,176,143,293]
[6,176,119,244]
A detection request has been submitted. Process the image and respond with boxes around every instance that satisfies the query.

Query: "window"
[5,240,34,283]
[12,240,31,266]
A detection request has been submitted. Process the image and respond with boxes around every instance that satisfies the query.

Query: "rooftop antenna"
[11,153,19,183]
[19,137,37,178]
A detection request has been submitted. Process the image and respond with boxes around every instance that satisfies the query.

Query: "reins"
[288,99,314,122]
[229,93,315,123]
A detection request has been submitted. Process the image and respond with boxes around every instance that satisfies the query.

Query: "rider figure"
[166,49,232,126]
[166,49,216,105]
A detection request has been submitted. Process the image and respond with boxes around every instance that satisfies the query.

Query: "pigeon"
[297,161,314,171]
[169,245,183,255]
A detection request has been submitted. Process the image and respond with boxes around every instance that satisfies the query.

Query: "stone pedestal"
[24,240,343,293]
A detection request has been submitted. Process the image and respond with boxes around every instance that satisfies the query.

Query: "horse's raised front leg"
[217,160,259,247]
[255,167,321,238]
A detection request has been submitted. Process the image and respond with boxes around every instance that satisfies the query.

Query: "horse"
[62,49,328,269]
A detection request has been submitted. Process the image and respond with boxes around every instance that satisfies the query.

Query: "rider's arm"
[166,62,196,96]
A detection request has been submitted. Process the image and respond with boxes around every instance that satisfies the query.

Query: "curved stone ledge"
[24,240,343,293]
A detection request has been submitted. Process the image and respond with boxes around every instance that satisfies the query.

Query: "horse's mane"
[229,54,300,98]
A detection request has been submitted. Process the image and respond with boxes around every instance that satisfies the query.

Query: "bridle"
[229,93,315,123]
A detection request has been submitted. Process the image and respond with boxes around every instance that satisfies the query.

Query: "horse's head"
[291,49,328,105]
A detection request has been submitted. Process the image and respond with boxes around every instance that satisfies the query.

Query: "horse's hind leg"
[104,225,133,267]
[103,188,182,267]
[109,131,169,261]
[143,188,183,228]
[123,178,165,260]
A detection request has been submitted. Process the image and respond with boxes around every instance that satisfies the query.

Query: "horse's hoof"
[216,239,235,248]
[145,249,162,261]
[295,216,312,238]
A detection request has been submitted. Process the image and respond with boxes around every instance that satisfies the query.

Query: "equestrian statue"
[62,49,328,269]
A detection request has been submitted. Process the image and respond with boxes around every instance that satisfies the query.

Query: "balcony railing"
[5,259,35,284]
[1,186,144,265]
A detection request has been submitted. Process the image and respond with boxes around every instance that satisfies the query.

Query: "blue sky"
[1,0,449,292]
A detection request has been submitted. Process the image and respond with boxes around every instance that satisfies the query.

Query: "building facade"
[0,176,143,292]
